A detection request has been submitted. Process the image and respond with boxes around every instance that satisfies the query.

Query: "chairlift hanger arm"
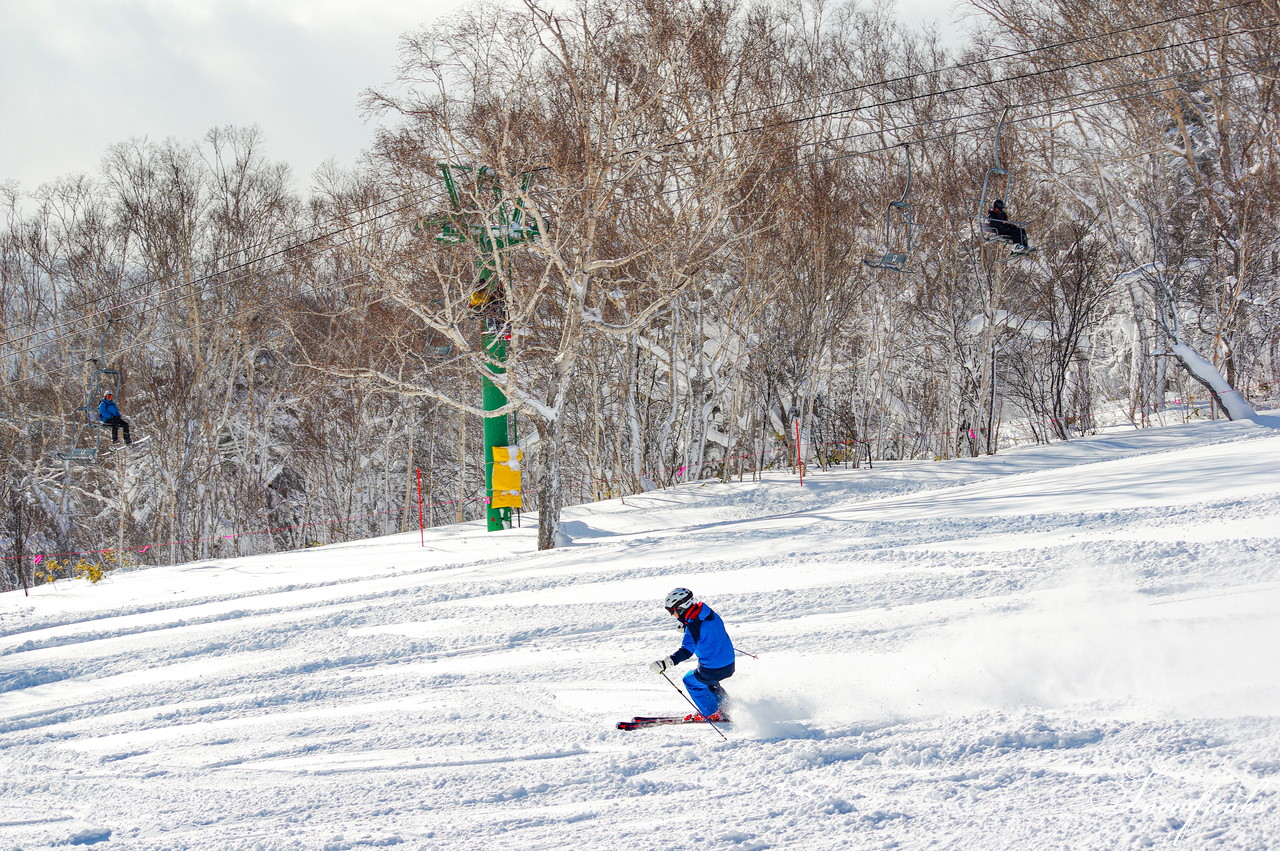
[991,107,1009,172]
[897,143,913,206]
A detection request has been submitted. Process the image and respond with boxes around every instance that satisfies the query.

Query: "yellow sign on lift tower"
[490,445,523,509]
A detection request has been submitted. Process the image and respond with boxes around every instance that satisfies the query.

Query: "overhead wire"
[744,25,1269,136]
[717,0,1261,120]
[63,186,418,315]
[3,5,1251,354]
[555,0,1263,168]
[649,58,1277,203]
[0,190,439,354]
[19,56,1263,398]
[781,63,1278,178]
[0,213,418,392]
[3,10,1270,387]
[532,21,1273,204]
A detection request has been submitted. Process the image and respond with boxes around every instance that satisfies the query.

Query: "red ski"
[616,715,730,731]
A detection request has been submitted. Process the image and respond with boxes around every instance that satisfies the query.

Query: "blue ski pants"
[683,663,734,715]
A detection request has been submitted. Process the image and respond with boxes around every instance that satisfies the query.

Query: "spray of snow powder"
[729,567,1280,737]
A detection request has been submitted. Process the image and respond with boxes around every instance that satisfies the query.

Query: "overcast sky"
[0,0,965,196]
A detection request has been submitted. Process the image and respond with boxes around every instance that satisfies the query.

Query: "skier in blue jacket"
[97,392,132,445]
[650,588,735,722]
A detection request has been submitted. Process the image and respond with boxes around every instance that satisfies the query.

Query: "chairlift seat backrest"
[863,252,909,271]
[76,405,107,425]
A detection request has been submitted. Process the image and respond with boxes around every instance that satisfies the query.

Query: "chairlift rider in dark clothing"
[98,392,132,445]
[985,199,1029,251]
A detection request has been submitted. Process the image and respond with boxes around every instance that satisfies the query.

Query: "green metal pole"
[429,163,538,533]
[482,329,512,531]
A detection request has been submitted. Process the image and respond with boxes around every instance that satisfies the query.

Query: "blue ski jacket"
[98,398,121,421]
[670,602,735,669]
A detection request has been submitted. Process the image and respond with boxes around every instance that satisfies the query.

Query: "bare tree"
[967,0,1278,418]
[358,0,788,548]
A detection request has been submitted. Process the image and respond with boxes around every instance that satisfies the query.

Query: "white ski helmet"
[664,587,695,616]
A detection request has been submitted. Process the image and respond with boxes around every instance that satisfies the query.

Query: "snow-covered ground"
[3,415,1280,850]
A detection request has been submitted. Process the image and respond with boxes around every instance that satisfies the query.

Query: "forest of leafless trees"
[3,0,1278,589]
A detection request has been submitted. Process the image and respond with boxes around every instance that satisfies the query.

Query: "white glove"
[650,656,675,674]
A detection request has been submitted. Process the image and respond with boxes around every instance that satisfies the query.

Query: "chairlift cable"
[657,1,1264,135]
[64,186,430,316]
[8,5,1259,352]
[758,63,1274,184]
[1,22,1270,377]
[504,25,1271,211]
[553,21,1273,199]
[0,266,385,395]
[788,58,1270,171]
[1,213,403,363]
[8,12,1255,354]
[0,193,437,353]
[561,8,1271,178]
[585,58,1273,208]
[768,24,1271,133]
[0,215,410,390]
[8,57,1266,383]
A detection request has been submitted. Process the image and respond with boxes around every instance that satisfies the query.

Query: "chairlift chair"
[413,330,455,363]
[972,109,1032,251]
[409,342,455,365]
[863,144,922,273]
[57,333,121,462]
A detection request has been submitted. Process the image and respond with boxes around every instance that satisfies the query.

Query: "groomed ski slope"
[3,416,1280,850]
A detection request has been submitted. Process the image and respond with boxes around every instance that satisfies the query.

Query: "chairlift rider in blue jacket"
[650,588,735,721]
[98,392,132,445]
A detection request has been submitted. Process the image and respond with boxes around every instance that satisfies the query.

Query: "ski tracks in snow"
[1,418,1279,848]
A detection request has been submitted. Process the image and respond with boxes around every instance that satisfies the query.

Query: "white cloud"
[0,0,964,194]
[0,0,448,191]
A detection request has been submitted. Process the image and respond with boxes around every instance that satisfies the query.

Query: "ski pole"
[734,648,759,660]
[661,671,728,741]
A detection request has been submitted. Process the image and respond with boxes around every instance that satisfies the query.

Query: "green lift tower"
[430,165,540,531]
